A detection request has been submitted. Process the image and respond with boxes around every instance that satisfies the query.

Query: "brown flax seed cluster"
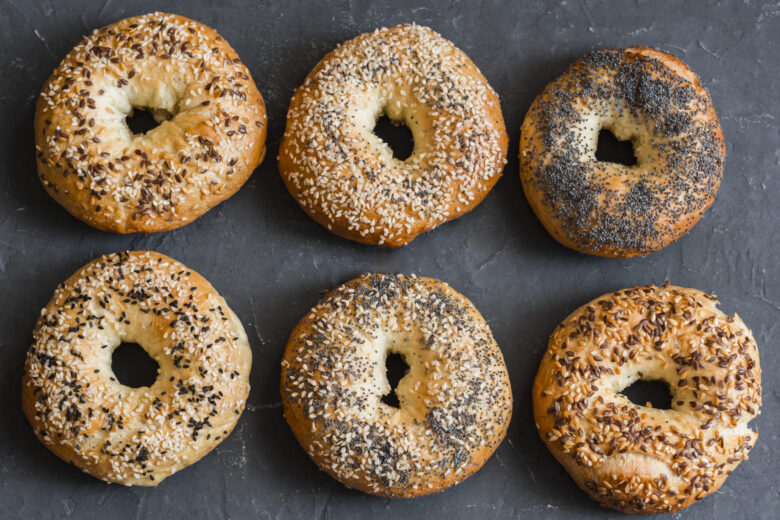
[533,284,761,513]
[35,12,267,233]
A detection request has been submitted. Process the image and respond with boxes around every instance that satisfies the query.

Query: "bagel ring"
[281,273,512,497]
[35,12,267,233]
[279,24,508,246]
[22,251,252,485]
[520,47,725,257]
[533,284,761,513]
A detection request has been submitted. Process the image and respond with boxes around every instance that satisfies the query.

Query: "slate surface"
[0,1,778,518]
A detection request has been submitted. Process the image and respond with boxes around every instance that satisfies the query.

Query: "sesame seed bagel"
[533,284,761,514]
[281,273,512,497]
[21,251,251,485]
[520,48,725,257]
[279,24,508,246]
[34,12,267,233]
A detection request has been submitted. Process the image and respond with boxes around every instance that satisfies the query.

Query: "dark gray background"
[1,1,778,518]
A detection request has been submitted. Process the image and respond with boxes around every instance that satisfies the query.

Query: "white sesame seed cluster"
[533,284,761,513]
[279,24,508,246]
[34,12,267,233]
[281,273,512,497]
[22,251,252,486]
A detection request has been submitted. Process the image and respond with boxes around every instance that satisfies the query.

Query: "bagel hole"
[596,128,637,166]
[111,342,159,388]
[373,115,414,160]
[621,379,672,409]
[125,107,172,136]
[381,352,409,408]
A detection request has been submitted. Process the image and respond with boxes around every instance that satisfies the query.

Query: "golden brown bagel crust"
[519,47,725,257]
[34,12,267,233]
[281,274,512,497]
[279,24,508,246]
[22,251,251,485]
[533,284,761,514]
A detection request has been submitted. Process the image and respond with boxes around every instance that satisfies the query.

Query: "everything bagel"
[22,251,252,485]
[281,273,512,497]
[533,284,761,513]
[34,12,267,233]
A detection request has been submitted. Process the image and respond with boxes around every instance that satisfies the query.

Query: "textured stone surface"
[0,1,777,518]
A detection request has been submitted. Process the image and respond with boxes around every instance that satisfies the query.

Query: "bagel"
[34,12,267,233]
[520,47,725,257]
[21,251,252,485]
[279,24,507,246]
[533,284,761,513]
[280,273,512,497]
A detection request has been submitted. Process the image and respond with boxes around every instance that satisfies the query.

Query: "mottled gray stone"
[0,1,777,518]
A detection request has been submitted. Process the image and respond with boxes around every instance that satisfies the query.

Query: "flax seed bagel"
[34,12,267,233]
[520,47,725,257]
[279,24,508,246]
[21,251,251,485]
[533,284,761,514]
[281,273,512,497]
